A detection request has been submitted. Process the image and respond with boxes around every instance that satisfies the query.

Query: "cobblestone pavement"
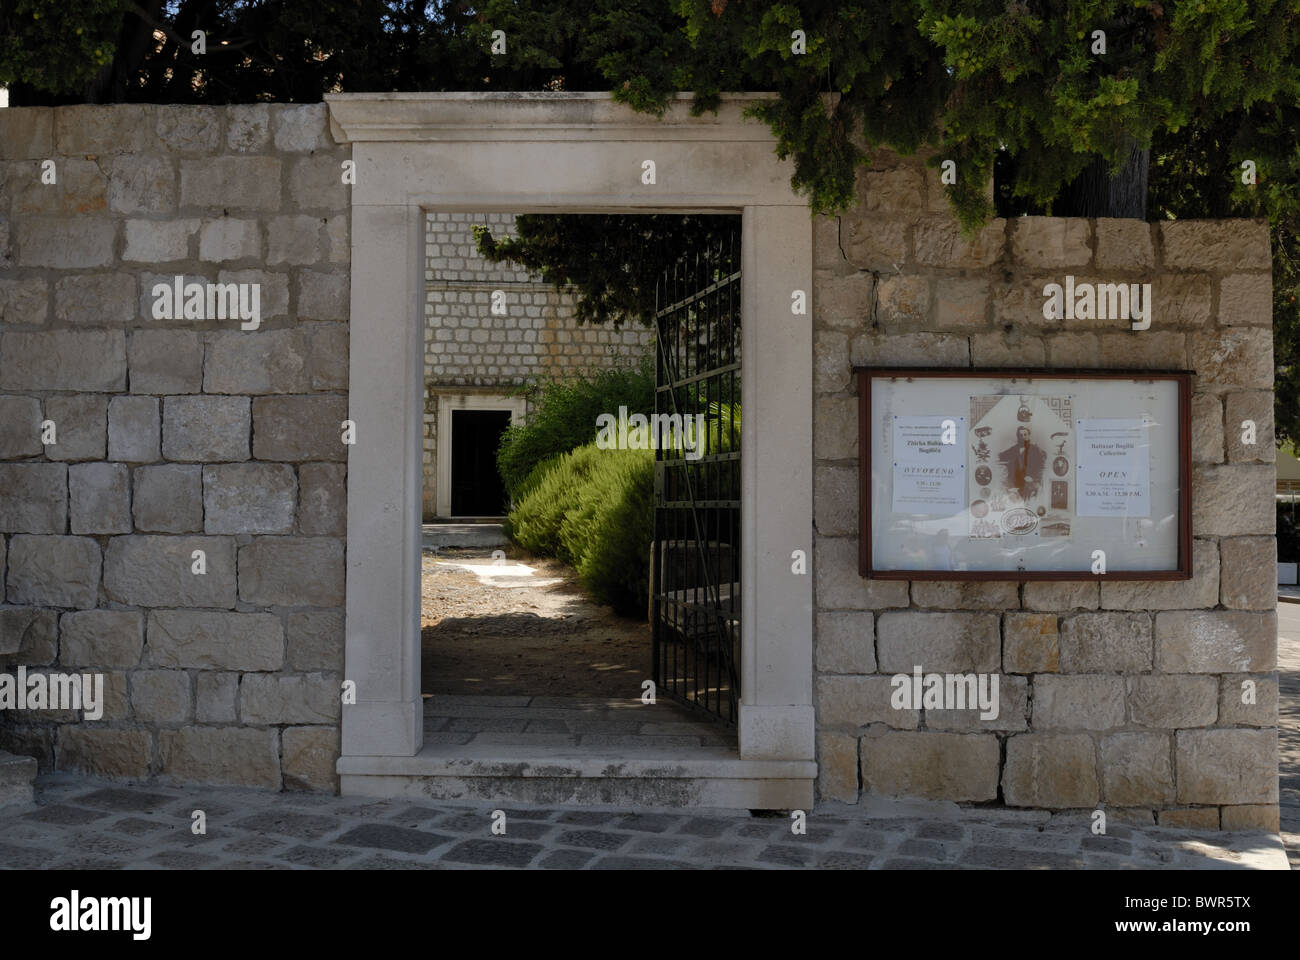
[0,775,1285,870]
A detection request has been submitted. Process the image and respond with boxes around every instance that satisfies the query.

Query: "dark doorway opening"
[450,409,510,516]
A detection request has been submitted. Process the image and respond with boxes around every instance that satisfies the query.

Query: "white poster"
[1076,417,1151,517]
[891,415,965,514]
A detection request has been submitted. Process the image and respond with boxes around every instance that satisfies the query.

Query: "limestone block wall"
[811,148,1278,829]
[0,104,350,791]
[422,211,652,518]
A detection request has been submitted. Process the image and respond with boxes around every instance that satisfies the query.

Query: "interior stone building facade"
[421,211,651,518]
[0,98,1279,830]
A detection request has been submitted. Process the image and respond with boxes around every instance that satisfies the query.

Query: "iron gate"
[650,220,742,724]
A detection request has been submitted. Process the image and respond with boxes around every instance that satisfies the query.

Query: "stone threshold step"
[339,748,816,809]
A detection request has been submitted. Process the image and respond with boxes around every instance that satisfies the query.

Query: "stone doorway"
[328,92,815,807]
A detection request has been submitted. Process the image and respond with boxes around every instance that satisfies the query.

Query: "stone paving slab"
[0,775,1286,870]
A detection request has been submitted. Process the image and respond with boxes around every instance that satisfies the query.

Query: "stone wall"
[0,104,350,791]
[811,148,1278,829]
[422,211,652,518]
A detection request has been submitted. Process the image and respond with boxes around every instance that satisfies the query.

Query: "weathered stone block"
[857,165,924,216]
[1032,675,1125,730]
[53,274,135,325]
[1189,327,1272,388]
[1193,464,1275,536]
[240,673,340,725]
[1217,273,1272,326]
[122,217,195,261]
[130,670,192,724]
[146,609,283,671]
[133,464,203,533]
[1175,729,1277,804]
[914,217,1004,268]
[226,104,271,152]
[0,330,126,392]
[1160,220,1271,272]
[816,731,859,804]
[1096,331,1186,368]
[813,333,851,395]
[815,611,874,675]
[926,675,1028,732]
[0,277,48,326]
[1158,808,1219,830]
[251,396,347,461]
[69,462,131,535]
[5,536,100,609]
[272,103,329,152]
[1010,218,1091,268]
[58,610,143,668]
[161,396,250,462]
[154,105,222,153]
[286,610,343,671]
[817,675,915,729]
[180,157,281,210]
[843,219,907,272]
[0,607,58,664]
[203,463,297,534]
[0,396,42,458]
[817,272,874,329]
[1022,581,1099,611]
[103,536,236,608]
[911,581,1018,611]
[0,108,53,159]
[15,218,115,268]
[1099,540,1218,612]
[850,332,969,366]
[860,731,999,802]
[217,269,290,320]
[198,218,261,262]
[58,727,152,779]
[298,463,346,537]
[107,396,160,463]
[1218,674,1278,727]
[195,672,238,723]
[1094,219,1154,271]
[969,331,1046,366]
[266,215,321,265]
[1224,391,1274,462]
[1220,804,1280,832]
[876,611,1000,674]
[1127,675,1218,728]
[813,463,856,536]
[203,329,311,394]
[875,274,930,330]
[1003,613,1059,674]
[159,727,280,788]
[931,277,988,330]
[1190,393,1223,463]
[1219,537,1277,610]
[105,155,175,215]
[282,725,340,792]
[238,537,344,607]
[1101,732,1174,806]
[289,154,350,210]
[55,104,155,154]
[296,270,349,322]
[43,394,107,463]
[128,330,204,394]
[1003,733,1098,808]
[307,323,348,391]
[1152,273,1212,327]
[1155,611,1276,673]
[1044,332,1101,367]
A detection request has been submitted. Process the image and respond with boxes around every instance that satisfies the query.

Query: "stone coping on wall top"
[325,91,784,144]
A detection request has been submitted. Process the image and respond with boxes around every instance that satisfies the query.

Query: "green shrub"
[496,358,654,499]
[506,442,653,616]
